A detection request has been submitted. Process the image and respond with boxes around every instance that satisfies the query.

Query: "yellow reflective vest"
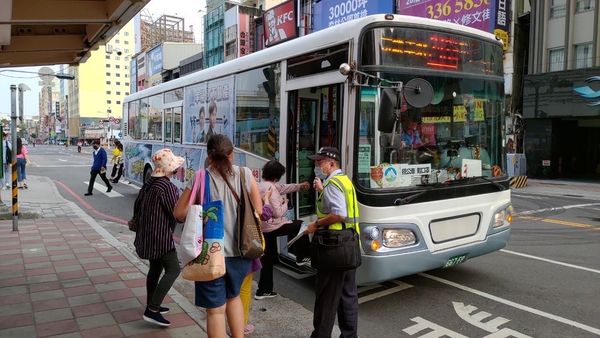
[316,174,360,232]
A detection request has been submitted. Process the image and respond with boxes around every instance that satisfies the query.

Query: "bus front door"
[281,84,343,265]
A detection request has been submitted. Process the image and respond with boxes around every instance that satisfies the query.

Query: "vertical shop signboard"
[239,12,250,56]
[397,0,511,46]
[313,0,395,32]
[263,0,297,47]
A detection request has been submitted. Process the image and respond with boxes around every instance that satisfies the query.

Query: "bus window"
[128,100,139,139]
[288,84,343,217]
[235,64,281,158]
[140,97,149,140]
[165,108,172,143]
[173,106,182,144]
[148,94,163,141]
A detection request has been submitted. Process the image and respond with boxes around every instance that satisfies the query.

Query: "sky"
[0,0,206,119]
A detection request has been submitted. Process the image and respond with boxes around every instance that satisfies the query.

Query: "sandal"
[244,323,255,335]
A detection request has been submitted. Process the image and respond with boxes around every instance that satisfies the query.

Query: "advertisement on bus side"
[183,75,235,144]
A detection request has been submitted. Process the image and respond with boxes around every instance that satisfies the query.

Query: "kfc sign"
[263,0,297,47]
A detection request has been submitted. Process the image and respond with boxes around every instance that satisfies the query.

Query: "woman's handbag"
[181,170,226,282]
[225,167,265,259]
[310,225,362,271]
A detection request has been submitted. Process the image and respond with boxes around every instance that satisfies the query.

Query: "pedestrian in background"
[84,140,112,196]
[255,160,311,300]
[110,140,124,183]
[306,147,360,338]
[3,133,11,190]
[16,137,29,189]
[134,148,183,327]
[174,134,263,338]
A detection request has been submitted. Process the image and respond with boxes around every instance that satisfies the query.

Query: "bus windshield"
[356,27,504,190]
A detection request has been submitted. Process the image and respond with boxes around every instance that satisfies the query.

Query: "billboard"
[313,0,395,32]
[397,0,511,48]
[263,0,297,47]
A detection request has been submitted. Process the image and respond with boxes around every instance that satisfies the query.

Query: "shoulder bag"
[225,167,265,259]
[181,170,226,281]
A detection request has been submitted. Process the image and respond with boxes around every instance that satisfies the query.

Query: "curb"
[510,175,528,188]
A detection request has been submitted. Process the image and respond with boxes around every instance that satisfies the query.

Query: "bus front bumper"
[356,227,511,285]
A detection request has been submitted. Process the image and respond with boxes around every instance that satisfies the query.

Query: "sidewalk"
[518,178,600,200]
[0,176,318,337]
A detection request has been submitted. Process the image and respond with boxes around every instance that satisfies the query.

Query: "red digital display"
[381,35,467,70]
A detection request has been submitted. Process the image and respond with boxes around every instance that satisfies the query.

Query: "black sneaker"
[254,291,278,300]
[143,307,170,327]
[84,192,92,196]
[106,186,112,193]
[159,306,169,314]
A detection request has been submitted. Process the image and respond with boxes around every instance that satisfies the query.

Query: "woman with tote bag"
[174,134,263,338]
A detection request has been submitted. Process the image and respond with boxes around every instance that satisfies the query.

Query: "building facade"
[72,20,135,142]
[523,0,600,178]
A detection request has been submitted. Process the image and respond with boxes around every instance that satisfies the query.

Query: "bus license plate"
[444,255,467,268]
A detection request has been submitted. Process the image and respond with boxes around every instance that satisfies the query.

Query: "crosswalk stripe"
[83,181,123,197]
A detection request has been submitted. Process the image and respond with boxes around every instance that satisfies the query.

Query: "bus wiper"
[394,187,432,205]
[452,176,506,190]
[470,176,506,190]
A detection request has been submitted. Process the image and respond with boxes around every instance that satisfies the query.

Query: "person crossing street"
[84,140,112,196]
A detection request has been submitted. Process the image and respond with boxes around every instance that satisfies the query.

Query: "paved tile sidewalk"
[0,218,204,337]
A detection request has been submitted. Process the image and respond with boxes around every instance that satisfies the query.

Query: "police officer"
[306,146,360,338]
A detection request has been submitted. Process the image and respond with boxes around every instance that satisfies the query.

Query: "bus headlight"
[383,229,416,248]
[493,205,513,227]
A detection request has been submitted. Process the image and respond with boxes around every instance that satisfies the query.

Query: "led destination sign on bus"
[361,28,502,76]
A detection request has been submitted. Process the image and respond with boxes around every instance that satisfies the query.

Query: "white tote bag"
[175,169,205,267]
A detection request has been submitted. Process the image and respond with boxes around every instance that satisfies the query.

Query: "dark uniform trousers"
[311,268,358,338]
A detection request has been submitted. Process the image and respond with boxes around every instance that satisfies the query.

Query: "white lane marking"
[58,159,67,162]
[358,280,413,304]
[35,164,90,167]
[420,273,600,336]
[83,181,123,197]
[500,249,600,275]
[515,202,600,216]
[511,194,547,200]
[453,302,531,337]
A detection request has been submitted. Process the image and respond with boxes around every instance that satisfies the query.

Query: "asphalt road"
[27,145,600,337]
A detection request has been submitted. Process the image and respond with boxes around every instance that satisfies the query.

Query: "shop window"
[548,48,564,72]
[576,0,595,12]
[550,0,566,18]
[574,43,593,69]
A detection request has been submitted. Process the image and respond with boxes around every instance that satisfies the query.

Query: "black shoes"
[106,186,112,193]
[84,192,92,196]
[143,307,170,327]
[159,306,169,314]
[254,291,278,300]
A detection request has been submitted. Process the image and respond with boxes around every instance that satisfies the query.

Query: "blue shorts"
[194,256,251,309]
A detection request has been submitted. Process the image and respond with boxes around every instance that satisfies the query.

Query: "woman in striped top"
[133,148,184,327]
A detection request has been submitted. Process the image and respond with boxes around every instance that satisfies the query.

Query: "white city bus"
[122,14,512,284]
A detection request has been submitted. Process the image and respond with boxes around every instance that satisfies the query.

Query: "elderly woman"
[133,148,184,327]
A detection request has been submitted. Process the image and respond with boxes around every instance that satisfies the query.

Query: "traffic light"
[262,66,276,98]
